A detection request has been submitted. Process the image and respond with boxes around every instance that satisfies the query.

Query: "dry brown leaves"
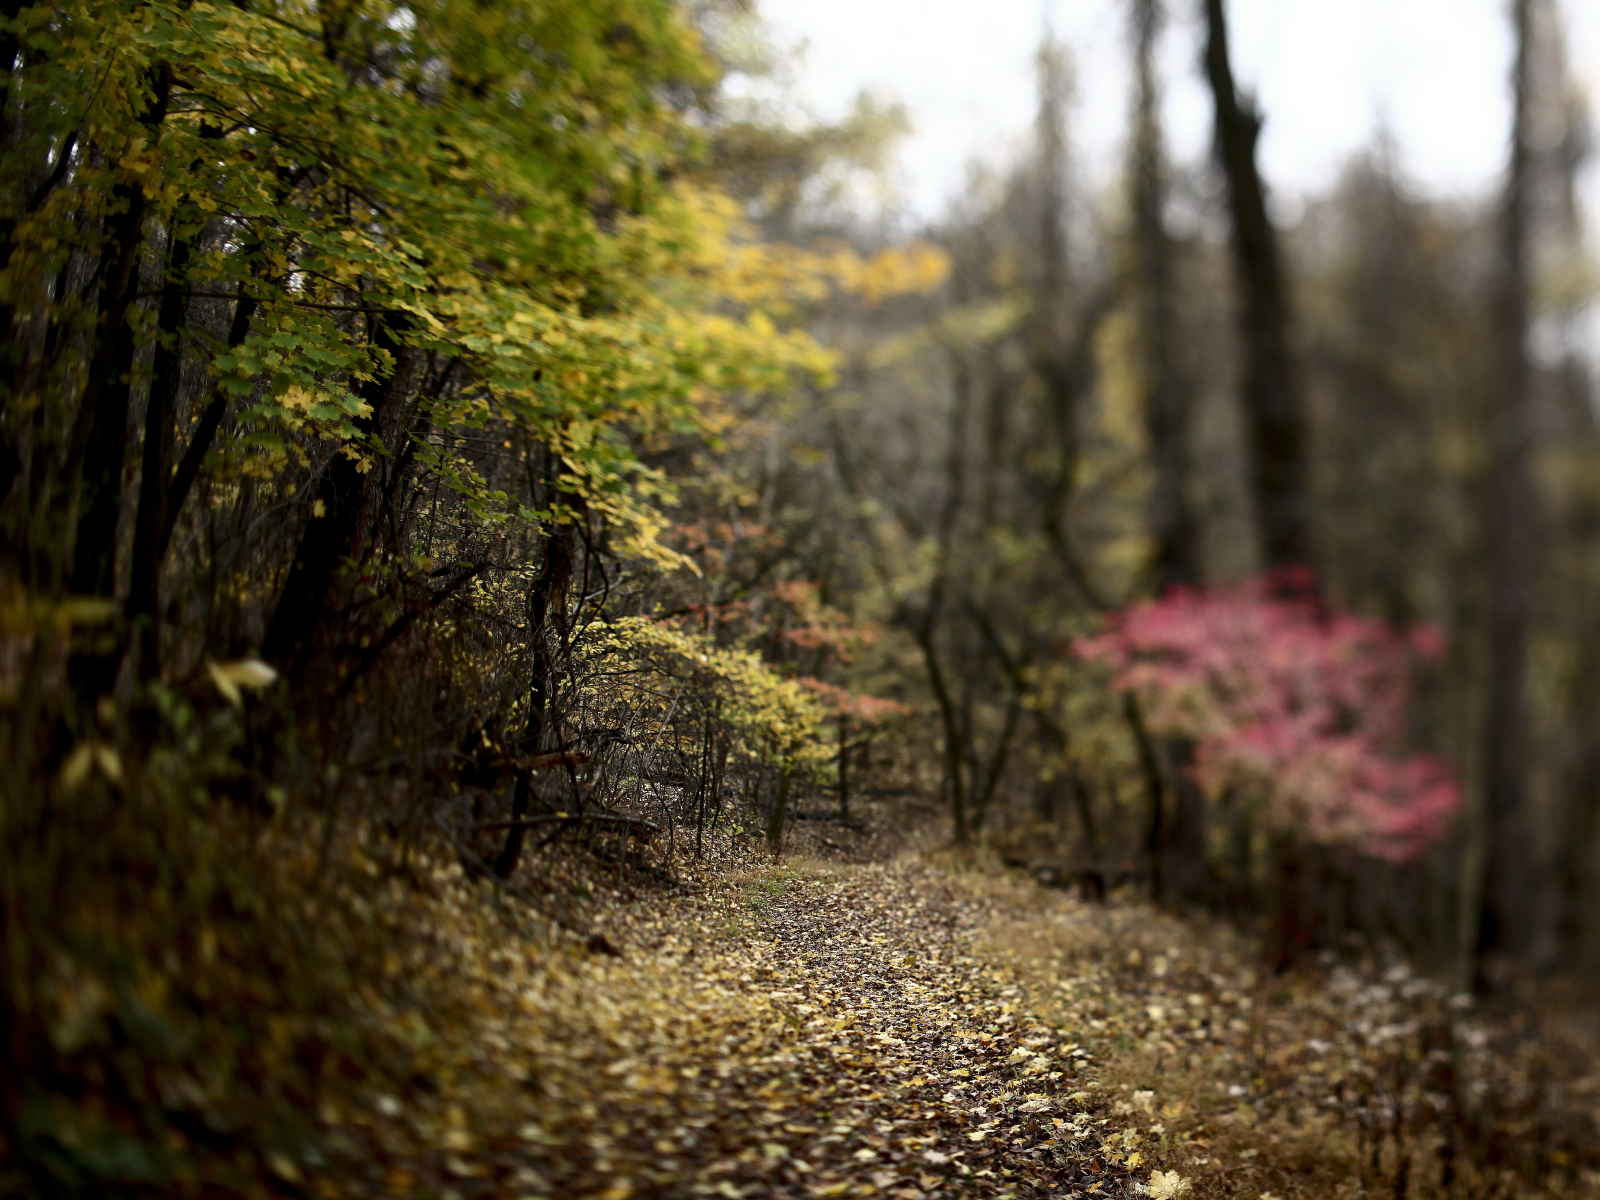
[292,857,1165,1199]
[218,847,1599,1200]
[977,877,1600,1199]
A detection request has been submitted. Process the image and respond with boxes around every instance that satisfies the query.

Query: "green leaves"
[3,0,846,572]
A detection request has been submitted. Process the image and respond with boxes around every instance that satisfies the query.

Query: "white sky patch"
[755,0,1600,364]
[755,0,1599,223]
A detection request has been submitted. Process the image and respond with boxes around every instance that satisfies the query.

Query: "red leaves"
[797,677,914,725]
[1076,572,1460,862]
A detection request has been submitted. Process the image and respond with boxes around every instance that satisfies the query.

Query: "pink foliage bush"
[1075,571,1461,863]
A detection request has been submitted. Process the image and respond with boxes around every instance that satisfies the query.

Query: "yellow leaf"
[265,1152,302,1184]
[91,744,122,783]
[207,658,278,706]
[60,744,94,791]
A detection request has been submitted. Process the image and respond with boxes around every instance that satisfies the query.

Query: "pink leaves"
[1076,573,1460,862]
[797,677,913,726]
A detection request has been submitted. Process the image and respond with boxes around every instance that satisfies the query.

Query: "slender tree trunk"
[920,350,971,844]
[1131,0,1197,592]
[494,489,576,880]
[970,687,1024,836]
[917,625,968,844]
[125,220,194,680]
[1162,738,1209,903]
[1202,0,1309,572]
[261,315,414,683]
[766,764,794,858]
[1475,0,1537,977]
[1032,35,1089,566]
[1070,768,1100,857]
[1126,692,1167,902]
[837,714,850,823]
[1133,0,1209,903]
[158,288,256,559]
[68,67,172,603]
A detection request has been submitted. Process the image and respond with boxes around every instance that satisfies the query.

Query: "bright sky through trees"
[752,0,1600,232]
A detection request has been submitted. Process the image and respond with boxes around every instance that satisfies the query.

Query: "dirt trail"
[662,866,1133,1198]
[324,859,1150,1200]
[285,850,1600,1200]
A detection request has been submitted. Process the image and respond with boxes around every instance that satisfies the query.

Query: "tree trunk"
[1475,0,1537,978]
[494,493,576,880]
[158,289,256,559]
[1202,0,1309,572]
[1131,0,1197,593]
[68,67,172,605]
[917,625,968,845]
[1126,692,1167,902]
[766,764,794,858]
[260,316,414,684]
[919,349,972,844]
[124,219,194,680]
[837,714,850,823]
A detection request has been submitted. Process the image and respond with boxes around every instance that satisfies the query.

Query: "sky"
[747,0,1600,232]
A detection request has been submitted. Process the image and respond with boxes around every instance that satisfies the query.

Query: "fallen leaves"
[281,856,1169,1198]
[1147,1168,1192,1198]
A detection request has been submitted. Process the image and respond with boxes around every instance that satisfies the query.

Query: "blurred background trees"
[710,0,1600,987]
[4,0,1599,1160]
[4,0,1600,1187]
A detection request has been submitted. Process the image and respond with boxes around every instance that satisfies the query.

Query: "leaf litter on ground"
[57,826,1592,1199]
[308,854,1161,1199]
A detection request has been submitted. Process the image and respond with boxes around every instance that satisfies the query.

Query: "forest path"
[270,848,1585,1200]
[443,860,1153,1200]
[662,864,1131,1199]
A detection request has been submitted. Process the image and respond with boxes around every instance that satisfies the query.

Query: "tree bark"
[69,67,172,600]
[1131,0,1197,592]
[1202,0,1309,572]
[765,764,794,858]
[493,486,576,880]
[1126,691,1167,902]
[1475,0,1536,977]
[159,289,256,558]
[124,219,194,679]
[260,315,414,684]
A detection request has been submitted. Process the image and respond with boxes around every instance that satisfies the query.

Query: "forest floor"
[308,854,1186,1200]
[14,805,1598,1198]
[291,834,1596,1200]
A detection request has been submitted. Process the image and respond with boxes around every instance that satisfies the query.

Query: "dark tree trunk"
[124,221,194,679]
[159,290,256,558]
[1202,0,1309,572]
[260,316,414,684]
[493,491,576,880]
[1131,0,1197,593]
[1127,692,1167,903]
[836,714,850,823]
[765,765,794,858]
[69,67,172,601]
[1134,0,1207,904]
[1476,0,1536,975]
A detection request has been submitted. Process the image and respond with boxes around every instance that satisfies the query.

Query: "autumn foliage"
[1075,572,1461,863]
